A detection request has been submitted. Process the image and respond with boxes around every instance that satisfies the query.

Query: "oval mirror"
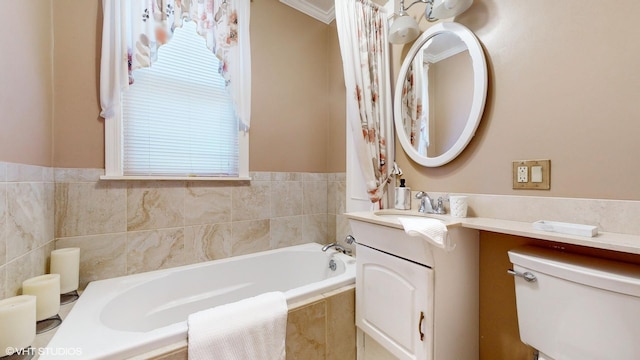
[394,22,487,167]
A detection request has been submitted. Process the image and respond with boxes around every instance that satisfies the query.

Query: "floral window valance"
[100,0,251,132]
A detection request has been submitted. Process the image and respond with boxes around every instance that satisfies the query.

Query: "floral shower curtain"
[100,0,251,132]
[336,0,392,205]
[401,52,430,156]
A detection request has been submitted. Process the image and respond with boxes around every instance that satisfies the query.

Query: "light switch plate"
[531,165,543,183]
[513,159,550,190]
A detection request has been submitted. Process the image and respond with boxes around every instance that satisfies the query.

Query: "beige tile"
[55,181,127,237]
[6,163,43,182]
[326,287,356,360]
[270,216,304,249]
[303,173,328,182]
[0,265,6,299]
[5,253,34,297]
[6,183,47,261]
[286,299,327,360]
[327,180,346,215]
[127,181,185,231]
[271,181,303,217]
[249,172,271,181]
[43,166,54,182]
[56,234,127,289]
[127,342,189,360]
[232,181,271,221]
[147,348,188,360]
[54,168,104,182]
[327,173,346,182]
[327,215,336,244]
[43,183,55,246]
[0,183,6,267]
[230,220,270,256]
[32,242,54,277]
[303,214,328,245]
[272,172,303,182]
[0,162,6,182]
[303,181,328,215]
[127,228,185,274]
[184,183,231,226]
[185,223,232,263]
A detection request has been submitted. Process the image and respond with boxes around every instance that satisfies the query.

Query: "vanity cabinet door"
[356,244,434,360]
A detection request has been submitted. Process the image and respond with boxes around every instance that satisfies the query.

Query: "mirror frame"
[394,22,487,167]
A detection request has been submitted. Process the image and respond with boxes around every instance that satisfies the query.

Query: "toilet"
[508,246,640,360]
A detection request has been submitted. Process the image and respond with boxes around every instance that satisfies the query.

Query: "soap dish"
[533,220,598,237]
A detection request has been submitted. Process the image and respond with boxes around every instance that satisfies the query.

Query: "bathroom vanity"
[347,210,479,360]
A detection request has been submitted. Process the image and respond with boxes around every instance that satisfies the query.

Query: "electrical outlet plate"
[512,159,550,190]
[517,166,528,183]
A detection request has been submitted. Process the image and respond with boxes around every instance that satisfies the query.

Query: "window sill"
[99,175,252,181]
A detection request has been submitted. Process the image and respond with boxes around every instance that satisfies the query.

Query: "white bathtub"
[42,243,355,359]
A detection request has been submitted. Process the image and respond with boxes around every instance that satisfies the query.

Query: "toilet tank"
[508,246,640,360]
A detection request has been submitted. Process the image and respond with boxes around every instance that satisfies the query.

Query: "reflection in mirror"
[401,33,473,158]
[394,22,487,167]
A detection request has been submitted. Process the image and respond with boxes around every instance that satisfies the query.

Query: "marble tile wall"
[0,162,56,299]
[0,164,347,300]
[54,169,348,290]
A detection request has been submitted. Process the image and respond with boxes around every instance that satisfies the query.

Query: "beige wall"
[0,1,54,166]
[326,22,347,173]
[44,0,344,173]
[52,0,104,169]
[250,0,337,172]
[395,0,640,201]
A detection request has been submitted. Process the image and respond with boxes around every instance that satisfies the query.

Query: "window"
[100,0,251,180]
[122,22,239,177]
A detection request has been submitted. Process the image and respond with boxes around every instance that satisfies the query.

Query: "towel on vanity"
[187,291,288,360]
[399,217,455,251]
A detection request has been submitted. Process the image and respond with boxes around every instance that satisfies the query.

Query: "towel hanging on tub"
[187,291,288,360]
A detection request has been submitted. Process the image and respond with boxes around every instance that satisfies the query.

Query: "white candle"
[0,295,36,351]
[50,247,80,294]
[22,274,60,321]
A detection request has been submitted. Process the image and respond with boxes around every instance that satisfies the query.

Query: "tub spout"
[321,242,351,255]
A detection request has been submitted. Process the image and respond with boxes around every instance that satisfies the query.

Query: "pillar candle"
[0,295,36,351]
[22,274,60,321]
[50,247,80,294]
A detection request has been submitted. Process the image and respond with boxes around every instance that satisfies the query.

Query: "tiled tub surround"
[0,163,348,300]
[132,285,357,360]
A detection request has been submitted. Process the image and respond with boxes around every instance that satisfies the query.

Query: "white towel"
[187,291,288,360]
[399,217,455,251]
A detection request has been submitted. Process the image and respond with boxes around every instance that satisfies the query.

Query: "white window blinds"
[121,21,238,177]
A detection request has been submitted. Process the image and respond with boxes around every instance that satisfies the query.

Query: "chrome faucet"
[415,191,446,214]
[321,242,351,255]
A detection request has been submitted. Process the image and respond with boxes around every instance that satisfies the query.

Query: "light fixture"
[388,0,473,44]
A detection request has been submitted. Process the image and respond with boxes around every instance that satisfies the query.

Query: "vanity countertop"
[346,210,640,255]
